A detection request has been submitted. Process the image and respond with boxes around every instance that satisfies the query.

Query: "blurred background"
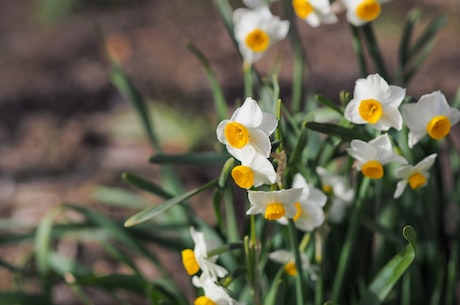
[0,0,459,301]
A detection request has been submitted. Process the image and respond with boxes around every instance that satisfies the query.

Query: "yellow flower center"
[408,172,426,189]
[322,184,333,194]
[355,0,381,22]
[284,261,297,276]
[426,115,451,140]
[181,249,199,276]
[231,165,255,189]
[359,99,382,124]
[293,202,302,222]
[194,296,217,305]
[224,121,250,148]
[361,160,383,179]
[245,29,270,52]
[292,0,314,19]
[265,202,286,220]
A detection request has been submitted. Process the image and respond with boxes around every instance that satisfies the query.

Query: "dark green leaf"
[122,172,174,199]
[124,179,219,227]
[149,151,230,166]
[305,122,370,141]
[359,226,417,305]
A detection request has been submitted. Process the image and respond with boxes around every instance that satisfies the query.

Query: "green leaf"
[122,172,174,199]
[305,122,370,142]
[359,225,417,305]
[0,292,51,305]
[186,42,228,121]
[77,274,147,294]
[397,8,421,83]
[110,61,159,151]
[124,178,219,227]
[315,95,343,115]
[149,151,230,166]
[91,185,147,208]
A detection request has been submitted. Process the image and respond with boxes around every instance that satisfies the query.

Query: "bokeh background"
[0,0,459,302]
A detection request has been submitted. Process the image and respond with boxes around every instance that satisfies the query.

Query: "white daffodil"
[277,174,327,231]
[344,73,405,131]
[181,227,228,282]
[193,277,244,305]
[269,249,316,279]
[316,167,355,223]
[233,6,289,65]
[393,153,437,199]
[231,150,277,189]
[216,97,278,161]
[347,134,407,179]
[342,0,389,26]
[401,91,460,148]
[292,0,338,27]
[247,188,302,221]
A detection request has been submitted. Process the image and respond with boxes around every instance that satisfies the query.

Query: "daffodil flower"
[393,153,437,198]
[181,227,228,282]
[316,167,355,223]
[233,6,289,65]
[231,149,277,189]
[347,134,407,179]
[216,97,278,161]
[344,73,405,131]
[247,188,302,220]
[269,249,317,279]
[401,91,460,148]
[277,174,327,231]
[292,0,338,27]
[342,0,389,26]
[192,277,244,305]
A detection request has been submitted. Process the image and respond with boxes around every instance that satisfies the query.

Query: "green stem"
[244,63,254,98]
[350,24,368,77]
[330,176,371,302]
[288,219,304,305]
[361,23,388,80]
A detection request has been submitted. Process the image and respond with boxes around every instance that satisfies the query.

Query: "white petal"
[387,85,406,106]
[232,98,263,127]
[414,153,437,171]
[394,180,408,198]
[344,99,366,124]
[376,104,403,130]
[216,120,230,144]
[306,186,328,207]
[249,128,272,157]
[258,112,278,136]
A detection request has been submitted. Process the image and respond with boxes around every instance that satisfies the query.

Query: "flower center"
[359,99,382,124]
[293,202,303,222]
[231,165,255,189]
[284,261,297,276]
[265,202,286,220]
[426,115,451,140]
[361,160,383,179]
[408,172,426,189]
[181,249,200,276]
[194,296,217,305]
[292,0,314,19]
[322,184,333,194]
[224,121,250,148]
[355,0,381,22]
[245,28,270,52]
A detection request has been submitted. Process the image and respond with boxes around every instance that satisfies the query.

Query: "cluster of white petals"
[233,6,289,65]
[277,174,327,231]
